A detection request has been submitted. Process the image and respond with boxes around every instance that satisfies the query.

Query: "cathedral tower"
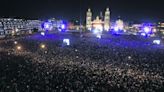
[86,8,92,31]
[104,8,110,31]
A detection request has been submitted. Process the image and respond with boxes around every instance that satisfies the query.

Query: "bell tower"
[104,8,110,31]
[86,8,92,31]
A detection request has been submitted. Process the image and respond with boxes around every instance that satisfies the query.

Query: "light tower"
[86,8,92,31]
[104,8,110,31]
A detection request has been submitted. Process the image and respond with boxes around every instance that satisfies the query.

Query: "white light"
[153,40,161,45]
[61,24,65,29]
[40,44,46,49]
[29,30,32,34]
[104,25,110,31]
[93,29,99,34]
[45,24,50,29]
[93,23,103,32]
[114,26,119,31]
[44,22,53,30]
[41,32,45,36]
[58,29,62,32]
[88,28,92,31]
[15,28,19,32]
[96,34,101,39]
[141,33,146,36]
[63,39,70,46]
[128,56,132,60]
[14,41,18,44]
[17,46,22,50]
[153,29,157,32]
[12,30,15,35]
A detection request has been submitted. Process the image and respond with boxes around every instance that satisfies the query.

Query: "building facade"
[158,22,164,33]
[86,8,110,31]
[0,22,5,37]
[0,18,42,36]
[86,9,92,31]
[104,8,110,31]
[42,18,67,31]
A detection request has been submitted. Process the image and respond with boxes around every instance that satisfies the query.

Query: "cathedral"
[86,8,110,31]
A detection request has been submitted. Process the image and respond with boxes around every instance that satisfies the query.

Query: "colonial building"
[158,22,164,34]
[0,18,42,36]
[0,22,5,37]
[86,8,110,31]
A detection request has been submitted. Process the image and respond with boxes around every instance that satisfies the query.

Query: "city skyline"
[0,0,163,22]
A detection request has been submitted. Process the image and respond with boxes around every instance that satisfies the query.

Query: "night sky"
[0,0,163,22]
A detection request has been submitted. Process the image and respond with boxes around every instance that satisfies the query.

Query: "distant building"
[43,18,66,31]
[114,19,124,31]
[104,8,110,31]
[86,8,110,31]
[157,22,164,37]
[86,9,92,31]
[0,22,5,37]
[129,24,142,32]
[158,22,164,33]
[0,18,42,36]
[26,20,42,31]
[0,18,24,35]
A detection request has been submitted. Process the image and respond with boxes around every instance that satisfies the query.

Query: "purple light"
[43,22,52,30]
[45,24,50,29]
[144,26,151,33]
[58,29,62,32]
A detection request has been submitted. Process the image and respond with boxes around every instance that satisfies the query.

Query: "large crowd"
[0,33,164,92]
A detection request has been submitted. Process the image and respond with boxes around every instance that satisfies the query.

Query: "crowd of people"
[0,33,164,92]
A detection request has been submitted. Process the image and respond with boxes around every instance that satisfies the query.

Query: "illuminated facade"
[43,18,67,31]
[104,8,110,31]
[86,9,92,31]
[0,18,42,36]
[0,22,5,37]
[86,8,110,31]
[92,16,103,32]
[114,19,124,31]
[158,23,164,35]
